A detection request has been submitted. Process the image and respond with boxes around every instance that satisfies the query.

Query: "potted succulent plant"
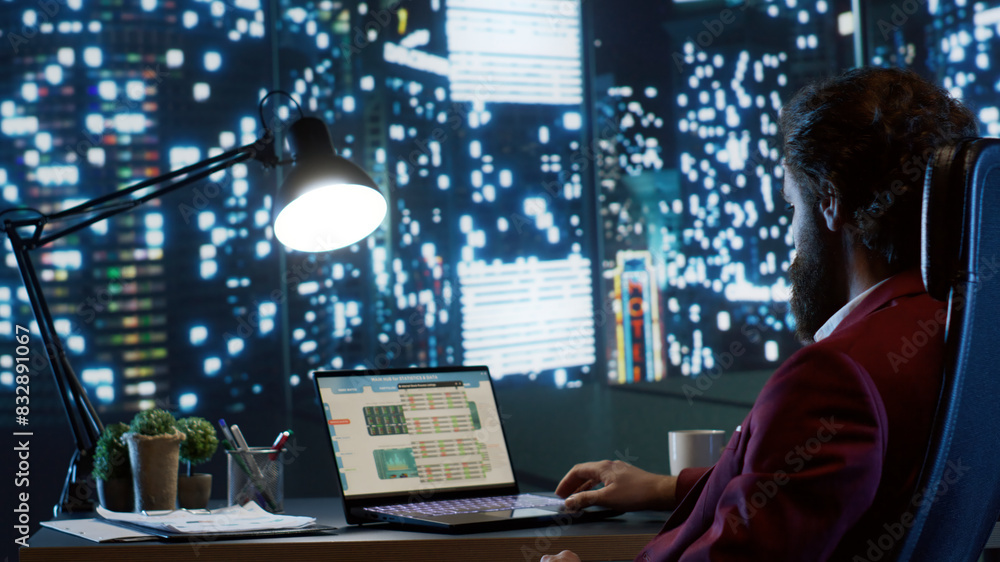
[123,408,186,511]
[176,416,219,509]
[92,422,134,512]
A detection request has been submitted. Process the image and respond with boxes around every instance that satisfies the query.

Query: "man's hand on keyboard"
[555,460,678,512]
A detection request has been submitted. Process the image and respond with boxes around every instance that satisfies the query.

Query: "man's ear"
[818,193,843,232]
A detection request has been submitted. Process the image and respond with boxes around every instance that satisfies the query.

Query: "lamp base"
[60,481,96,513]
[54,449,96,516]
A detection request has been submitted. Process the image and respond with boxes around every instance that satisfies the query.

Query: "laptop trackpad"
[488,508,558,519]
[425,508,557,524]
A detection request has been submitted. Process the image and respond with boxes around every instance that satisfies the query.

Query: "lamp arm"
[2,141,261,432]
[35,149,257,247]
[0,136,271,513]
[49,141,264,222]
[6,226,102,460]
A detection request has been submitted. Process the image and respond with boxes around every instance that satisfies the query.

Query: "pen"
[221,439,255,481]
[230,424,263,477]
[218,419,236,444]
[270,430,291,461]
[270,430,289,448]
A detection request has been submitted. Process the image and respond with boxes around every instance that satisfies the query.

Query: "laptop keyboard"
[368,494,566,516]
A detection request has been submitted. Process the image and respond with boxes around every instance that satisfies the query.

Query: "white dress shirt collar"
[812,277,890,342]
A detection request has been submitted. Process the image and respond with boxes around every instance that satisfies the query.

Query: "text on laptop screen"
[316,369,517,499]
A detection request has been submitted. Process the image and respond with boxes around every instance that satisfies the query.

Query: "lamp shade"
[273,117,387,252]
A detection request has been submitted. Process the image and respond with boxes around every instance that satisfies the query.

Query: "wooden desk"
[20,497,666,561]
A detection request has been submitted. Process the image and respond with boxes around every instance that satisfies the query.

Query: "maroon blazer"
[637,269,947,561]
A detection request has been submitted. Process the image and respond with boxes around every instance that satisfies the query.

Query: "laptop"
[312,365,618,532]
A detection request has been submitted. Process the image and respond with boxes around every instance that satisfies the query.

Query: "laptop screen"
[314,367,518,500]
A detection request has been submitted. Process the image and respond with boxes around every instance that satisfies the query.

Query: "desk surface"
[20,497,667,562]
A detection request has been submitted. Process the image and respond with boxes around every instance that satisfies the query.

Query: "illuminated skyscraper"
[919,1,1000,136]
[0,0,280,424]
[598,0,851,382]
[276,0,597,389]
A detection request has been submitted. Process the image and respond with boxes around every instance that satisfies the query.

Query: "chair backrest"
[896,138,1000,561]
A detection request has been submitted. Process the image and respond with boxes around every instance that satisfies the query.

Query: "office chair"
[895,138,1000,561]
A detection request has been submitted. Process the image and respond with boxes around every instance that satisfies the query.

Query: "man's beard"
[788,212,845,344]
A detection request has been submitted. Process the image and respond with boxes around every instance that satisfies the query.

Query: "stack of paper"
[41,519,154,543]
[95,501,315,534]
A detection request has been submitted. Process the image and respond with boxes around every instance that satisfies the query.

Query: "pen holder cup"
[226,447,285,514]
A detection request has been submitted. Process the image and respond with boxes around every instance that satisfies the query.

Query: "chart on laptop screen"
[316,370,517,498]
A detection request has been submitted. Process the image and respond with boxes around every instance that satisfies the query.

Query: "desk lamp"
[1,91,386,513]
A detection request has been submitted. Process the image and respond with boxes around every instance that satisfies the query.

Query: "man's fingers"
[556,461,610,498]
[555,463,602,497]
[565,487,604,511]
[571,478,597,495]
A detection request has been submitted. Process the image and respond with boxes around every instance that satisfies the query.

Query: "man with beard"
[544,67,978,561]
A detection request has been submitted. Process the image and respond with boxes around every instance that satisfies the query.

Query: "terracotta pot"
[97,477,134,512]
[124,430,186,511]
[177,473,212,509]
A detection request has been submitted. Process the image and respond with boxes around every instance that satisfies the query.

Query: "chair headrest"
[921,142,971,301]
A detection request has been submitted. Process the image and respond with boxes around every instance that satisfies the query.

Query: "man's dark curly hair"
[780,67,978,271]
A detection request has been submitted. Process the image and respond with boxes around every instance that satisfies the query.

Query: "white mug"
[668,429,726,476]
